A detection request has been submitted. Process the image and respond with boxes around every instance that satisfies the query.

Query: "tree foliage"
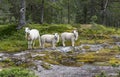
[0,0,120,27]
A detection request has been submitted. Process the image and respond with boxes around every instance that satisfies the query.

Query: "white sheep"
[61,30,78,47]
[25,27,41,49]
[41,33,59,48]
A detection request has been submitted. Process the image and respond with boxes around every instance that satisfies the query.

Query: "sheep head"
[25,27,30,33]
[25,27,31,40]
[54,33,59,43]
[73,30,78,40]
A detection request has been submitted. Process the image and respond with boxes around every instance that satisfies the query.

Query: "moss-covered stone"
[41,62,51,70]
[109,58,120,67]
[83,45,90,49]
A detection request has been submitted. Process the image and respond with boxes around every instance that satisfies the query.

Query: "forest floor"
[0,24,120,77]
[0,44,120,77]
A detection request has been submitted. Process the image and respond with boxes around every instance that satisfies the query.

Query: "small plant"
[91,15,97,24]
[109,58,120,67]
[95,71,107,77]
[117,71,120,77]
[0,67,38,77]
[117,46,120,51]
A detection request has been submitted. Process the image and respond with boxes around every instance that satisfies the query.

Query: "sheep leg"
[39,37,41,48]
[41,42,45,48]
[62,40,65,47]
[52,41,56,48]
[28,40,32,49]
[32,40,35,49]
[71,39,75,47]
[42,43,45,48]
[28,41,30,49]
[30,41,33,49]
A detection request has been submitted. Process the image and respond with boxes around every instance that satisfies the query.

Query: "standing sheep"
[25,27,41,49]
[41,33,59,48]
[61,30,78,47]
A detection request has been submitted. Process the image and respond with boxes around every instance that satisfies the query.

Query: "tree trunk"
[83,6,87,24]
[60,9,63,24]
[90,0,95,17]
[68,0,70,24]
[100,0,109,25]
[17,0,26,29]
[40,0,44,24]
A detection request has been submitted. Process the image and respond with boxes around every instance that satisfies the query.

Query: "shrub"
[95,71,107,77]
[91,15,97,23]
[0,67,38,77]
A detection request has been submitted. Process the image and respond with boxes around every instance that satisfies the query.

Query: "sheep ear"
[73,30,78,33]
[54,33,58,36]
[72,30,75,33]
[25,27,30,33]
[27,27,30,30]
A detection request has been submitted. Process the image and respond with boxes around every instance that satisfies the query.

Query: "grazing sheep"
[61,30,78,47]
[41,33,59,48]
[25,27,41,49]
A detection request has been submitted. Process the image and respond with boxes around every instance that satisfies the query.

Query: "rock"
[31,54,46,58]
[13,51,29,57]
[37,65,45,72]
[115,55,120,59]
[79,44,103,52]
[115,42,120,47]
[0,53,4,57]
[57,46,73,52]
[2,56,8,60]
[35,64,120,77]
[111,35,120,42]
[0,58,2,61]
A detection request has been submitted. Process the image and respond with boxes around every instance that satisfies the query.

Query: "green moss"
[83,45,90,49]
[0,23,120,53]
[0,24,76,52]
[31,49,120,66]
[41,62,51,70]
[0,40,27,53]
[33,51,60,65]
[76,54,95,63]
[0,67,38,77]
[95,71,107,77]
[1,58,11,63]
[109,58,120,67]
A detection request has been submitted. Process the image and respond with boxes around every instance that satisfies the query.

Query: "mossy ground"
[0,67,38,77]
[31,47,120,67]
[0,24,120,67]
[0,23,119,52]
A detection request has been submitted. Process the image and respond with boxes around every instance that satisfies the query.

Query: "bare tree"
[17,0,26,29]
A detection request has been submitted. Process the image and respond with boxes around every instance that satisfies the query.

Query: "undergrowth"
[0,24,120,52]
[0,67,37,77]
